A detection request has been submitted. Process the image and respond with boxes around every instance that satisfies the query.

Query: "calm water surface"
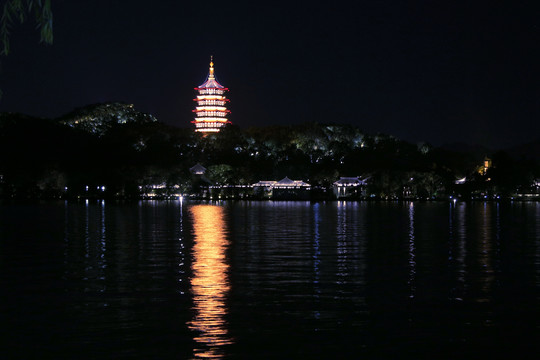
[0,200,539,359]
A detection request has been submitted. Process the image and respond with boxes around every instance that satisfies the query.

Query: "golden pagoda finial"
[209,55,214,77]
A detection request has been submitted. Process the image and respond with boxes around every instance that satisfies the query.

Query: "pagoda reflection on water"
[192,57,230,133]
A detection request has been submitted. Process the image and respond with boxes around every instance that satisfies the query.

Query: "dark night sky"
[0,0,539,149]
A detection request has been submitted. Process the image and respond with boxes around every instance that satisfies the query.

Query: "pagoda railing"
[199,89,226,95]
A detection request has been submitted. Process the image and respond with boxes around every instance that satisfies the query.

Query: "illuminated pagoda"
[192,57,230,133]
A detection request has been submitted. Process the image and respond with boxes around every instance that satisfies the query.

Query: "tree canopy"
[1,0,53,56]
[1,103,538,200]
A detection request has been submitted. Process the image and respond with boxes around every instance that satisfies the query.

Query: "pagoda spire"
[209,55,215,78]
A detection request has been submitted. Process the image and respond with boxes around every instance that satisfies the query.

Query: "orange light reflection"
[188,205,232,358]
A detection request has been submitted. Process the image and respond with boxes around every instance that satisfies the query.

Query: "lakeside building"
[253,177,311,200]
[333,176,367,199]
[139,183,183,199]
[192,57,230,133]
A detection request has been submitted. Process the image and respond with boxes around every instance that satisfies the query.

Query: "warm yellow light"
[195,106,228,111]
[188,205,232,357]
[194,118,229,122]
[197,95,224,100]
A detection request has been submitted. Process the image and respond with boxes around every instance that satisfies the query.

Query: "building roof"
[196,57,228,90]
[189,163,207,175]
[197,76,226,90]
[275,177,310,188]
[333,177,367,186]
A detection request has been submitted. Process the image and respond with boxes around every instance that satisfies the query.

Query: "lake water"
[1,200,539,359]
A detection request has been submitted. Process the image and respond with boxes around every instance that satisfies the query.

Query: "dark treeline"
[1,103,539,200]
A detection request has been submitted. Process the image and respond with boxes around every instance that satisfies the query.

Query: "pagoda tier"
[192,57,230,133]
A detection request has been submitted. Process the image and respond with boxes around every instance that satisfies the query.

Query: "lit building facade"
[192,57,230,133]
[252,177,311,200]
